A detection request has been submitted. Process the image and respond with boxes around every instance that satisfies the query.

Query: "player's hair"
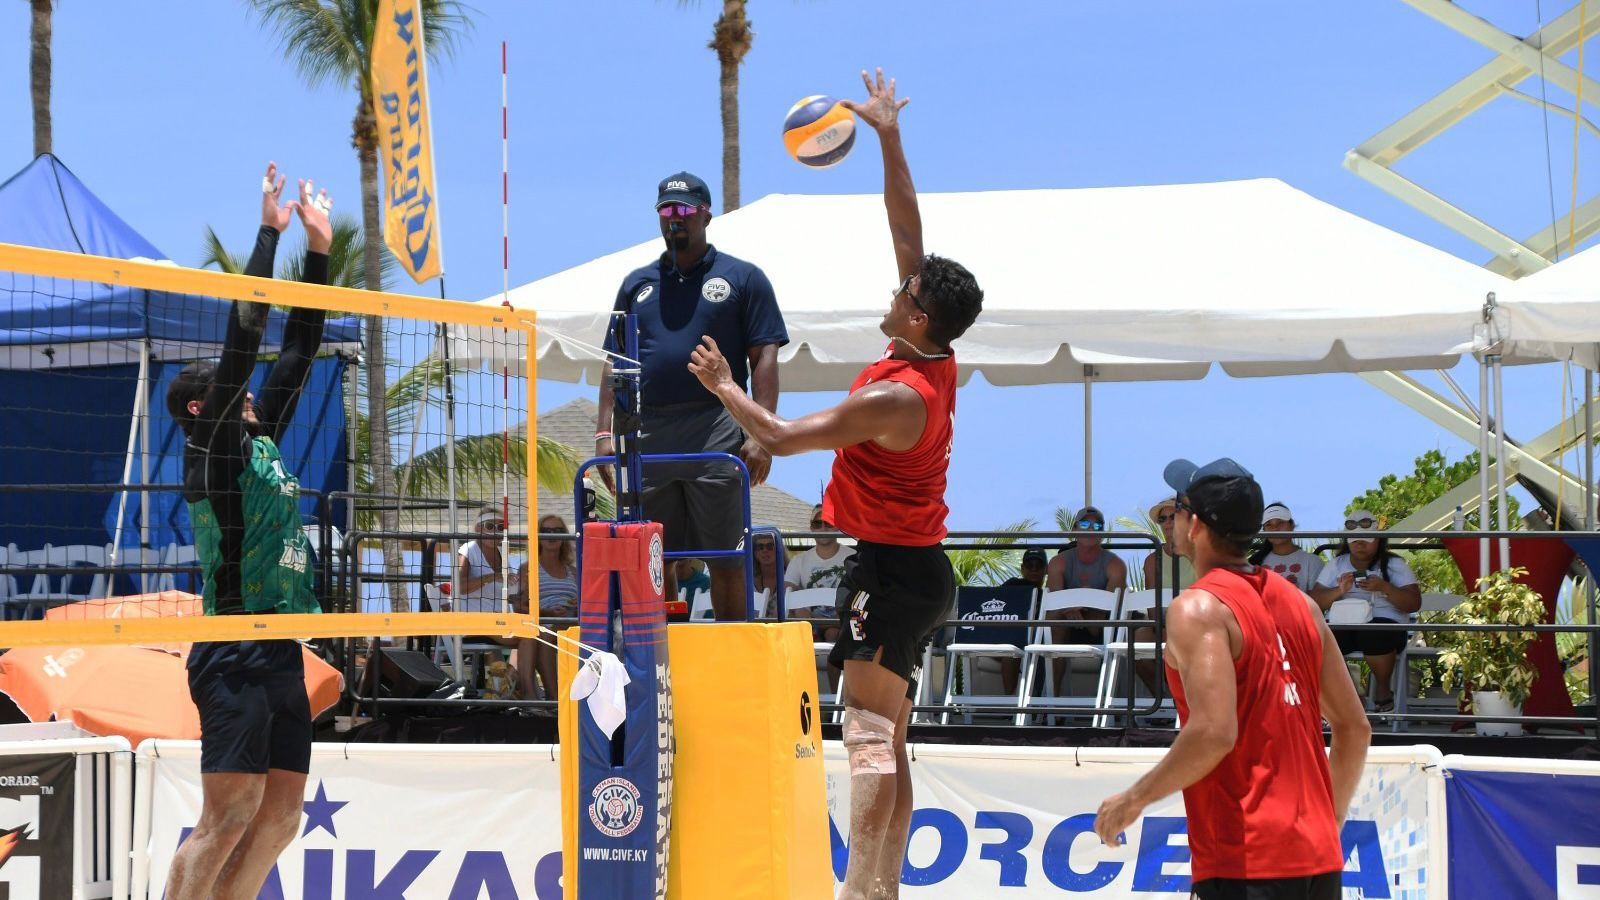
[919,254,984,347]
[165,360,218,435]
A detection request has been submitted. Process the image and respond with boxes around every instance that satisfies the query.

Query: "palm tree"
[946,518,1036,587]
[28,0,52,157]
[248,0,468,610]
[677,0,754,211]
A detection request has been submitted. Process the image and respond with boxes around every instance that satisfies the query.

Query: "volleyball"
[782,95,856,168]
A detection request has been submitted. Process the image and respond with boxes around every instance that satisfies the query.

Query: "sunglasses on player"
[894,274,935,320]
[657,203,702,218]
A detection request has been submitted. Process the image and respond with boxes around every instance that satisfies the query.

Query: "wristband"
[595,432,613,441]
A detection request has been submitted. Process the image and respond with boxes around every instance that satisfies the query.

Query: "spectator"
[675,558,710,611]
[1142,496,1198,592]
[1003,548,1048,589]
[1310,510,1422,712]
[595,171,788,621]
[1046,505,1127,641]
[785,505,856,591]
[754,533,785,615]
[453,507,506,613]
[1250,502,1324,591]
[510,515,578,700]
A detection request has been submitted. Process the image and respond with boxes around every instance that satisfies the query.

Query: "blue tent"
[0,155,357,556]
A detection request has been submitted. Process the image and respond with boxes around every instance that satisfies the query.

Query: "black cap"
[657,172,711,210]
[1163,457,1263,542]
[1021,548,1047,565]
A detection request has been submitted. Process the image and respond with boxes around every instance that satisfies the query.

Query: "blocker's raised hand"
[260,162,295,233]
[295,178,334,254]
[840,67,909,133]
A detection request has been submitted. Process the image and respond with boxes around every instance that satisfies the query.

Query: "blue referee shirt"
[604,245,788,407]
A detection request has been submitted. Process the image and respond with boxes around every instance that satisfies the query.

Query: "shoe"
[1373,695,1395,714]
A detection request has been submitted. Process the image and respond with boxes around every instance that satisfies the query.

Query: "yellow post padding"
[562,623,831,899]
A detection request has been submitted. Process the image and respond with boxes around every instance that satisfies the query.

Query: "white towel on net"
[569,651,631,739]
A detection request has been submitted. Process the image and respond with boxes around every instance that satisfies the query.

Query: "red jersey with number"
[823,343,955,547]
[1166,566,1342,882]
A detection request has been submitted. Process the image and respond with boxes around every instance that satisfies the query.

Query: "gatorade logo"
[589,777,644,838]
[648,533,665,597]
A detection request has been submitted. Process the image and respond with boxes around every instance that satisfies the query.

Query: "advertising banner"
[0,752,75,899]
[1445,757,1600,899]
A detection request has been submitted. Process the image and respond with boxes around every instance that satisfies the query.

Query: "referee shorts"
[828,541,956,701]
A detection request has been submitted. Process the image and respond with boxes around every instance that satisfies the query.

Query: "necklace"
[893,336,950,361]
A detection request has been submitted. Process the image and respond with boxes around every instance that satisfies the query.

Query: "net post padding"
[0,240,538,647]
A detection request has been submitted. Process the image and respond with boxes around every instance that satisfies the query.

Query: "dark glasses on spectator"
[894,274,935,320]
[1156,513,1176,524]
[755,542,776,551]
[657,203,699,218]
[809,520,826,529]
[1076,520,1104,531]
[1345,517,1377,530]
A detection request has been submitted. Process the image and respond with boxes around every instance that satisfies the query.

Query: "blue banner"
[1448,768,1600,899]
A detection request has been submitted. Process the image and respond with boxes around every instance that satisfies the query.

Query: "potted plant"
[1434,568,1544,736]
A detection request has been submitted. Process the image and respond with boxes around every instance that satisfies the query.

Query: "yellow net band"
[0,612,542,648]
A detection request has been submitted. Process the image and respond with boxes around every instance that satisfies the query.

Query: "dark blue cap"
[1163,457,1263,541]
[657,171,712,209]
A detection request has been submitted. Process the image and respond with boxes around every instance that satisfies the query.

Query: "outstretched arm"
[191,162,296,451]
[256,178,334,441]
[689,336,924,455]
[841,68,922,280]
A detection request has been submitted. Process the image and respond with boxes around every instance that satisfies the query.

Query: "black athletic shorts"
[829,541,955,700]
[1192,871,1341,900]
[1333,616,1409,657]
[190,670,313,775]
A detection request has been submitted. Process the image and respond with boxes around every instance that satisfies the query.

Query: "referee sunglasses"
[657,203,702,218]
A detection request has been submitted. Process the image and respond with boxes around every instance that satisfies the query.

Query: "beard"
[667,232,689,253]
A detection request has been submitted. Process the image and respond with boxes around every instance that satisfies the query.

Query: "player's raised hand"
[260,162,295,233]
[295,179,334,254]
[839,67,909,134]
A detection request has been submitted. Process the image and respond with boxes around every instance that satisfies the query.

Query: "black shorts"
[1193,871,1341,900]
[829,542,955,700]
[640,403,747,571]
[190,671,313,775]
[1333,616,1409,657]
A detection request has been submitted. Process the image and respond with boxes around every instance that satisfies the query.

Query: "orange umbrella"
[0,593,346,745]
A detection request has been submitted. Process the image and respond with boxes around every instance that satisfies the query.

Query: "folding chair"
[784,587,839,705]
[1015,587,1119,726]
[1391,592,1468,731]
[21,544,110,616]
[940,585,1036,724]
[1096,588,1178,727]
[155,544,198,594]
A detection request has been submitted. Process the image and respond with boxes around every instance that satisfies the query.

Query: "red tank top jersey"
[1166,566,1343,883]
[822,343,955,547]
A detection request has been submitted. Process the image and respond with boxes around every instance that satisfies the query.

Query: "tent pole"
[1588,361,1598,711]
[1493,354,1510,570]
[110,347,149,573]
[1478,354,1491,579]
[1083,365,1093,508]
[138,340,151,589]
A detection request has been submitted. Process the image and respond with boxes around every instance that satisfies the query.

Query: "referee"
[160,164,332,900]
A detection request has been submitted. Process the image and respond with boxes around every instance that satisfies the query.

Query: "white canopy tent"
[453,178,1509,387]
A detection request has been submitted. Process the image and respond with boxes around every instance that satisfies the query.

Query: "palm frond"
[946,518,1037,586]
[248,0,471,92]
[199,226,247,274]
[280,214,392,288]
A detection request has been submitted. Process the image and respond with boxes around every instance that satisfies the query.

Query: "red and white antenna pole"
[499,40,513,601]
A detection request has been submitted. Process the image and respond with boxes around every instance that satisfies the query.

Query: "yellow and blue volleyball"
[782,95,856,168]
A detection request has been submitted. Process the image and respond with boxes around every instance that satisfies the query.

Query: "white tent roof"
[1497,243,1600,367]
[455,178,1507,389]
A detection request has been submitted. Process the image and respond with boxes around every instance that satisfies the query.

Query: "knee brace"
[841,707,897,776]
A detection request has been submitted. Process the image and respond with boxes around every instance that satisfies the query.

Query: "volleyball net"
[0,240,541,646]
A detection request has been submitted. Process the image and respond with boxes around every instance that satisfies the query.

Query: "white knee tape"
[842,707,897,776]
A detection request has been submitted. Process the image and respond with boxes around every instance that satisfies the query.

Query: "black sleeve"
[189,226,280,462]
[255,249,330,442]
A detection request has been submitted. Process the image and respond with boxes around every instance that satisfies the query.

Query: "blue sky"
[2,0,1593,535]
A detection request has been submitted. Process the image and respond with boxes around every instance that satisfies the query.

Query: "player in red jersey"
[689,68,983,900]
[1093,458,1371,900]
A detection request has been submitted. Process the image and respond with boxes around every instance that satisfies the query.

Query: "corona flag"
[372,0,444,283]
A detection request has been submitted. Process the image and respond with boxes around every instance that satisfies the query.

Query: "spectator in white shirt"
[1310,510,1422,713]
[1250,502,1324,592]
[784,504,853,638]
[455,506,506,613]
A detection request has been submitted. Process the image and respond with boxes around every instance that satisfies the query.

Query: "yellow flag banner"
[372,0,444,283]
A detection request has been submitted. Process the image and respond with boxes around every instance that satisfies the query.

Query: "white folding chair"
[1015,588,1119,726]
[0,544,13,609]
[156,544,198,594]
[941,586,1038,725]
[1096,588,1178,727]
[1391,592,1468,731]
[784,587,839,705]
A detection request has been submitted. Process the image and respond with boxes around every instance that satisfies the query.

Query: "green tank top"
[190,435,320,616]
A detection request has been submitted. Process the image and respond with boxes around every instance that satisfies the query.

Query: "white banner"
[822,745,1441,898]
[138,741,564,899]
[131,741,1440,899]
